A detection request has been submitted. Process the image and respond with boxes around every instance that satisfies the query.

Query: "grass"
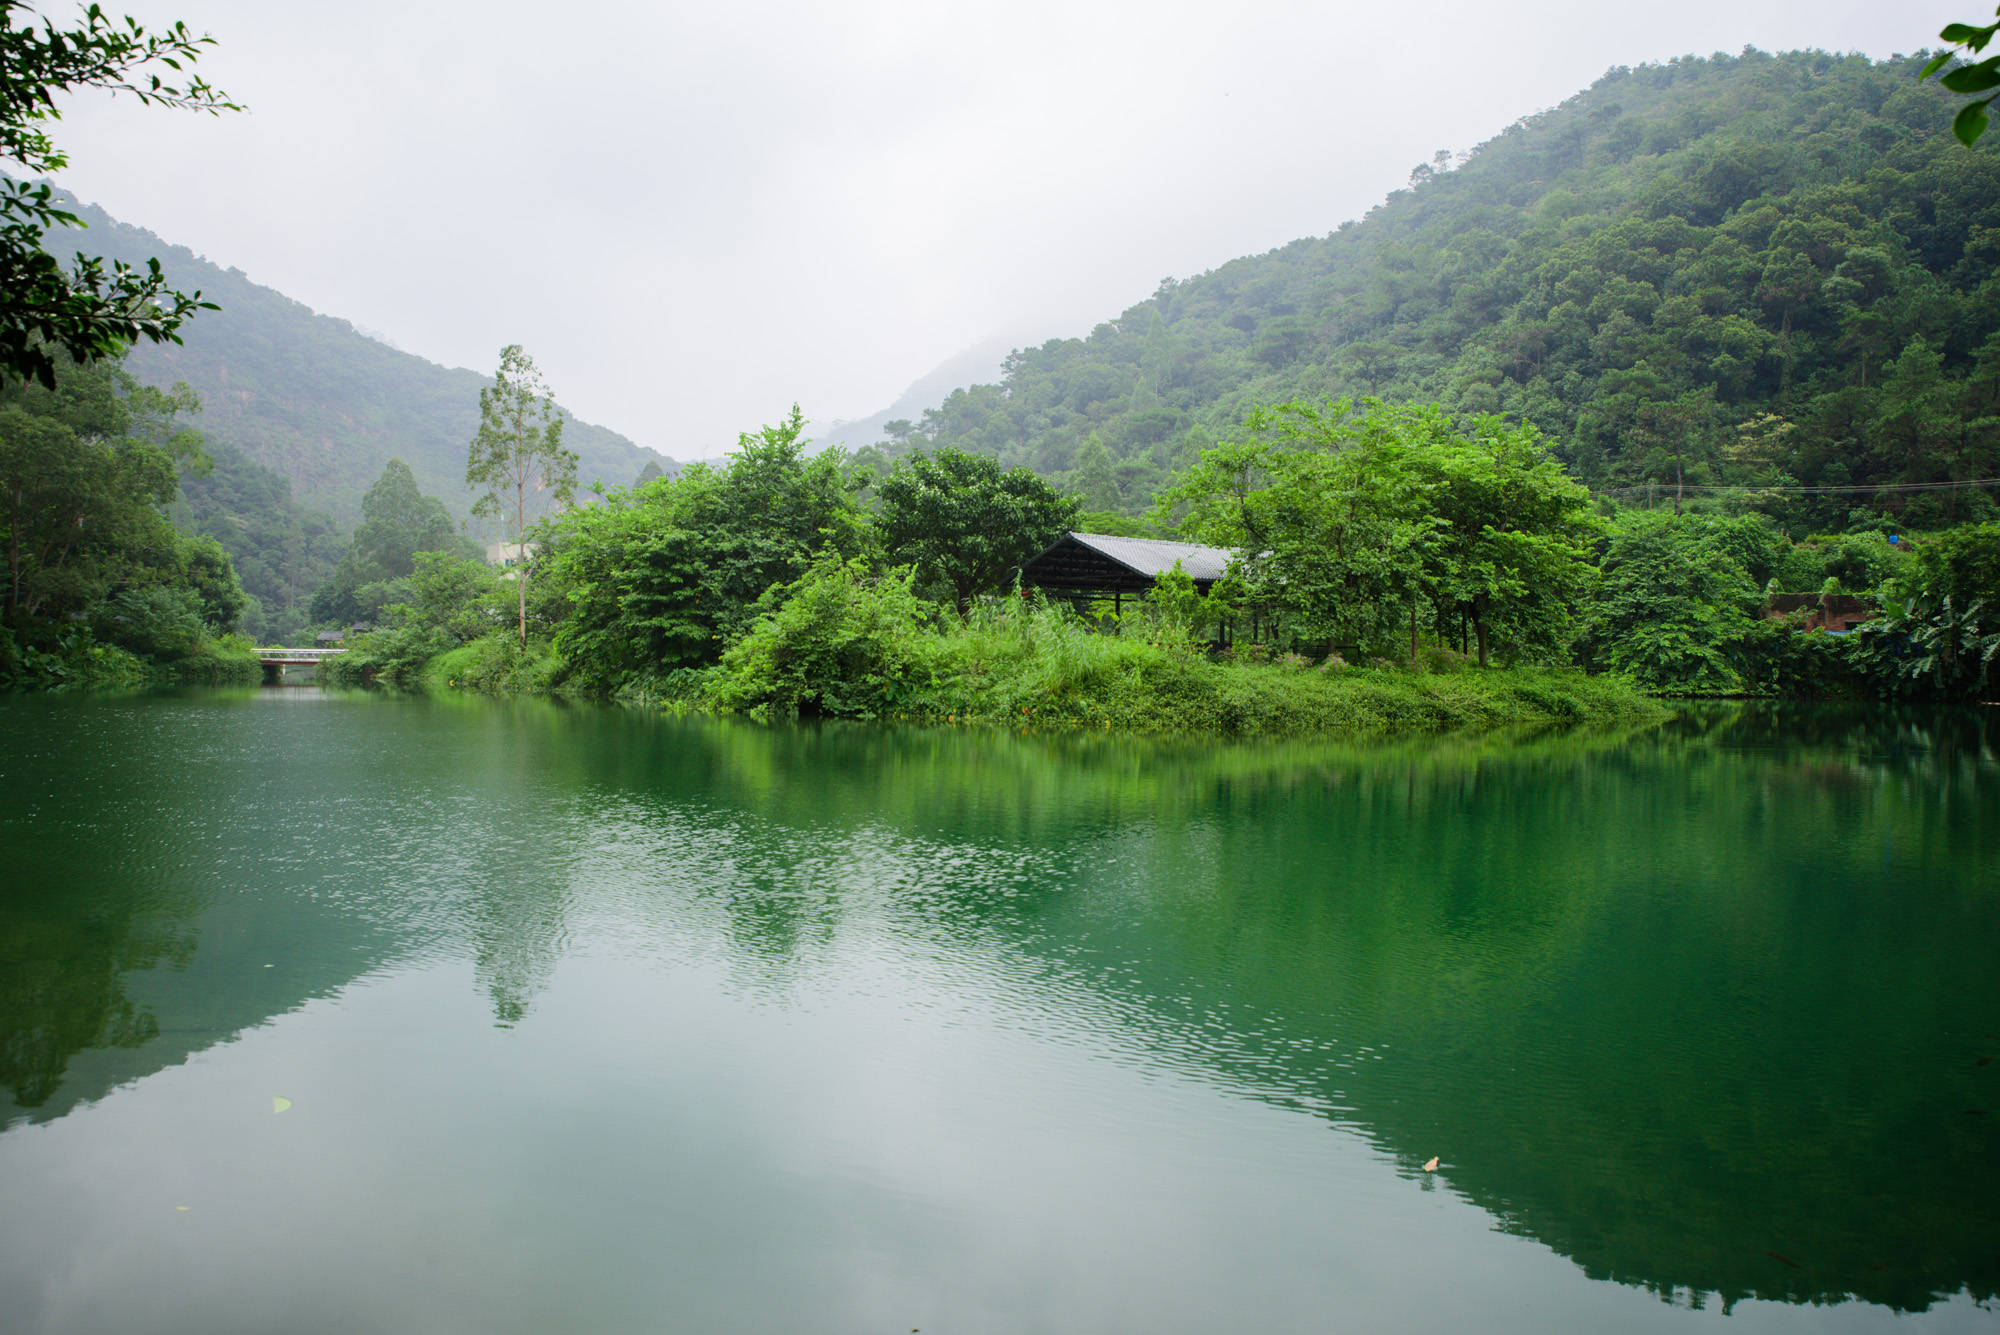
[348,576,1664,740]
[706,588,1664,738]
[420,632,562,695]
[170,634,260,684]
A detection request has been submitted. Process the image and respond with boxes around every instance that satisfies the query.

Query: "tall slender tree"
[467,345,576,649]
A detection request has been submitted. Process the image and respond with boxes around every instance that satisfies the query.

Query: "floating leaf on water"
[1422,1156,1439,1172]
[1764,1250,1803,1270]
[175,1205,190,1212]
[272,1096,292,1114]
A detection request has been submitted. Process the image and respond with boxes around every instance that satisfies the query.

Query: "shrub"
[708,557,940,718]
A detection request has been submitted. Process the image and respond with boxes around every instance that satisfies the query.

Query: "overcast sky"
[45,0,1969,458]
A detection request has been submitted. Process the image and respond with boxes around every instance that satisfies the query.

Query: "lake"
[1,689,1996,1333]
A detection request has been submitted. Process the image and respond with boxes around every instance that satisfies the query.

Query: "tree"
[308,458,475,626]
[543,406,864,691]
[1156,400,1596,666]
[468,344,576,649]
[1066,432,1120,512]
[873,446,1079,612]
[0,351,212,622]
[1411,415,1599,666]
[1921,10,2000,144]
[0,3,240,386]
[1154,400,1440,659]
[1581,512,1758,693]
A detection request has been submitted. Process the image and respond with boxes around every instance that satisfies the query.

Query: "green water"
[1,691,1996,1333]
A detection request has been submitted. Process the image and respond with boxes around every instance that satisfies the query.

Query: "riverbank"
[0,630,260,691]
[325,623,1664,739]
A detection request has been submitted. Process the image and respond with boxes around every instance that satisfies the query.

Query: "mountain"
[898,50,2000,531]
[47,195,672,527]
[805,338,1014,455]
[170,438,344,642]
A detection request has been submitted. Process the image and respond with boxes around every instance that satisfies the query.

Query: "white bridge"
[255,646,348,670]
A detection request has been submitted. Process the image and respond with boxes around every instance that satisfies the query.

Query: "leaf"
[1940,61,2000,94]
[1922,52,1955,80]
[271,1096,292,1114]
[1422,1156,1439,1171]
[1940,22,2000,48]
[1954,99,1993,147]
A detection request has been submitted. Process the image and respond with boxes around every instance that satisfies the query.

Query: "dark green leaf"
[1954,97,1992,146]
[1939,60,2000,93]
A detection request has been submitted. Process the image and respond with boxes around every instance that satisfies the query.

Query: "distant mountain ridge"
[48,194,672,527]
[805,339,1014,456]
[895,50,2000,529]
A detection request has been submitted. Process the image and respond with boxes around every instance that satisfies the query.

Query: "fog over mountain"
[49,196,670,527]
[43,1,1958,450]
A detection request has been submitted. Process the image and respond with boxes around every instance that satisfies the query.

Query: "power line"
[1599,477,2000,498]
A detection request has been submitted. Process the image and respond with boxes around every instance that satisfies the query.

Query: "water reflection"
[1,692,1996,1325]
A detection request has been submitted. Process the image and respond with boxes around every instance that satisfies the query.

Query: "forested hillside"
[170,441,343,643]
[45,197,671,526]
[899,50,2000,531]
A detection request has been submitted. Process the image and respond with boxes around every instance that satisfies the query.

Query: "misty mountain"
[805,339,1013,455]
[48,196,672,527]
[898,50,2000,530]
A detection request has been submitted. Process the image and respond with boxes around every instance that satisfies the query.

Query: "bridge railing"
[254,647,349,660]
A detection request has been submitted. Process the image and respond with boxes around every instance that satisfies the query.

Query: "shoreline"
[327,638,1669,741]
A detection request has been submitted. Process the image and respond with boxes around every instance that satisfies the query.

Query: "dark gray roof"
[1059,532,1237,582]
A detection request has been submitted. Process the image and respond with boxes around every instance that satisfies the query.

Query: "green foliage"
[896,52,2000,533]
[1897,520,2000,608]
[469,345,577,650]
[705,581,1659,735]
[545,405,864,693]
[319,619,449,688]
[420,631,560,695]
[92,584,203,657]
[0,623,145,689]
[168,631,257,683]
[709,556,940,718]
[1143,562,1217,650]
[872,445,1079,610]
[1852,521,2000,696]
[322,550,509,688]
[1066,432,1121,512]
[1774,529,1907,592]
[172,438,342,642]
[0,3,239,387]
[1071,509,1157,538]
[1582,511,1758,693]
[0,351,250,679]
[390,550,505,644]
[1920,11,2000,144]
[1157,399,1597,665]
[309,458,476,626]
[43,197,665,528]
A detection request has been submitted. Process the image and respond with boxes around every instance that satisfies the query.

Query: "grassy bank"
[720,642,1665,739]
[326,565,1662,739]
[170,635,261,685]
[0,628,259,691]
[693,570,1665,738]
[323,628,561,695]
